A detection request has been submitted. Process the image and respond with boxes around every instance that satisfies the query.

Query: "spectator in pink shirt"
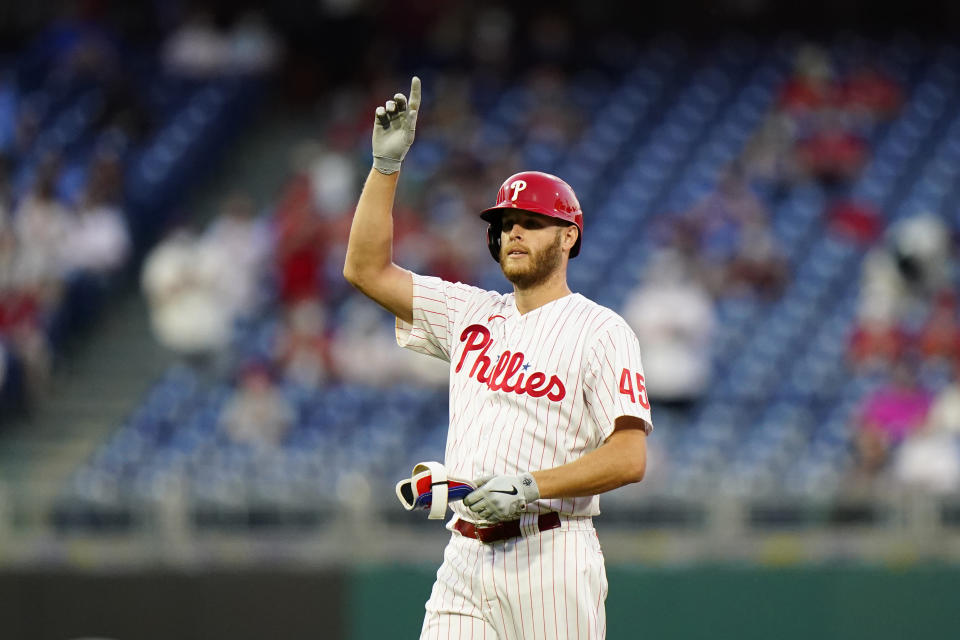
[847,363,934,493]
[851,363,934,490]
[860,363,933,444]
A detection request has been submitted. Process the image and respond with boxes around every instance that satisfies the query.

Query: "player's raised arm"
[343,77,422,324]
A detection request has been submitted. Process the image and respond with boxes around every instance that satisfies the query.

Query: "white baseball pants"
[420,518,607,639]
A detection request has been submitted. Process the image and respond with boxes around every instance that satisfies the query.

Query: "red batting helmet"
[479,171,584,262]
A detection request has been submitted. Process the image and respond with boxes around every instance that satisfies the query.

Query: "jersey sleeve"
[584,320,654,440]
[395,274,485,363]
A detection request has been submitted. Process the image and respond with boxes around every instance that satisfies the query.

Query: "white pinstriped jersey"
[396,273,653,523]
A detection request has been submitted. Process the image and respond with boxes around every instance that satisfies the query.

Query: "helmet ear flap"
[486,221,502,262]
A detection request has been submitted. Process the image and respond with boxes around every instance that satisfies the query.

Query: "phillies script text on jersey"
[454,324,566,401]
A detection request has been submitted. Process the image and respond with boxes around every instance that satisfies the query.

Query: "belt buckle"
[476,523,500,543]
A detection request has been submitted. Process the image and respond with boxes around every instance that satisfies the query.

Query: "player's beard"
[500,229,564,290]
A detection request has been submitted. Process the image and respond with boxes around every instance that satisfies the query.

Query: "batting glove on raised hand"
[371,76,421,175]
[463,472,540,524]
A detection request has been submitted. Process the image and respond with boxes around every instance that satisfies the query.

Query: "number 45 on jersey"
[619,368,650,410]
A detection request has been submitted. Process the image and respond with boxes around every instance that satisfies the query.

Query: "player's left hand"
[463,472,540,523]
[371,76,421,175]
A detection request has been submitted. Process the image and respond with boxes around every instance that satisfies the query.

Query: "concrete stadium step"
[0,290,174,518]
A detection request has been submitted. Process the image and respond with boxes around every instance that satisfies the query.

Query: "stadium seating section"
[0,43,262,419]
[45,37,960,530]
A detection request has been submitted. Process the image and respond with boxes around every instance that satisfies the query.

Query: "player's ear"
[562,225,579,253]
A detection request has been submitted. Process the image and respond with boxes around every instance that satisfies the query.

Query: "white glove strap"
[394,461,449,519]
[414,461,448,520]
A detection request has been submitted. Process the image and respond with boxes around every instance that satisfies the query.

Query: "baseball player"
[344,77,652,639]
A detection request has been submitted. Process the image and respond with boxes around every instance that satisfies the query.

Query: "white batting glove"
[463,472,540,523]
[371,76,421,175]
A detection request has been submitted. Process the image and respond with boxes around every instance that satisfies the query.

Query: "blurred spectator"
[681,165,785,299]
[61,152,130,277]
[916,292,960,364]
[848,427,891,493]
[162,11,231,78]
[163,10,281,78]
[848,317,908,372]
[892,366,960,493]
[3,156,82,395]
[307,144,359,216]
[847,363,934,493]
[417,177,489,280]
[275,299,335,389]
[331,297,447,387]
[623,248,716,409]
[273,143,331,306]
[141,194,268,364]
[219,363,294,447]
[777,45,835,118]
[0,224,52,405]
[841,62,904,124]
[794,116,869,187]
[856,215,954,332]
[691,166,769,248]
[13,155,70,304]
[766,44,903,192]
[855,363,933,477]
[723,211,788,299]
[741,113,800,195]
[141,228,232,363]
[826,199,884,245]
[228,11,282,74]
[888,215,954,297]
[0,5,279,420]
[893,420,960,494]
[927,367,960,434]
[860,363,933,442]
[202,191,271,317]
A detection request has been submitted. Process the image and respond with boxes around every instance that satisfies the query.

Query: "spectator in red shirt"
[795,120,869,186]
[827,199,884,245]
[917,291,960,364]
[778,45,836,118]
[848,317,909,372]
[841,64,904,123]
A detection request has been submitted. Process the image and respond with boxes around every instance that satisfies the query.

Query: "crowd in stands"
[749,45,960,496]
[0,6,278,423]
[162,9,281,79]
[133,36,960,497]
[625,43,904,410]
[744,44,903,194]
[5,0,956,508]
[0,13,139,418]
[142,191,271,367]
[848,214,960,494]
[1,149,130,407]
[620,42,959,496]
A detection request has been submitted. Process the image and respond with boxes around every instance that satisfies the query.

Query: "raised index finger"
[408,76,422,111]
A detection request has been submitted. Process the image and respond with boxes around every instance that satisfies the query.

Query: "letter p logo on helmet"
[480,171,584,262]
[509,180,527,201]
